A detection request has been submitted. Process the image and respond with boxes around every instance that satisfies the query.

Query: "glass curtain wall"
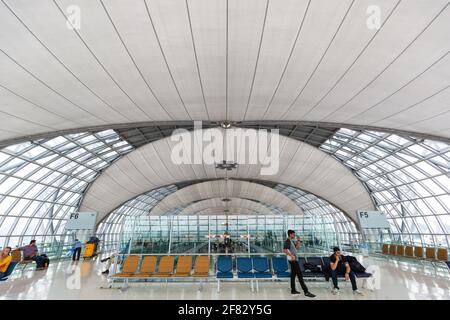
[120,215,338,255]
[97,184,358,255]
[321,129,450,248]
[275,184,360,246]
[0,130,133,256]
[96,185,178,253]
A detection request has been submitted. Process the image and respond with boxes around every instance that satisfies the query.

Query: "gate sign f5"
[357,210,390,229]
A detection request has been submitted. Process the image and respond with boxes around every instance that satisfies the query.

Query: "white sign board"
[65,212,97,230]
[357,210,390,229]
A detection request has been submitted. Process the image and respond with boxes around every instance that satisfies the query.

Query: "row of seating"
[216,256,272,279]
[382,244,449,263]
[111,255,209,278]
[216,256,373,279]
[109,254,372,292]
[215,255,372,292]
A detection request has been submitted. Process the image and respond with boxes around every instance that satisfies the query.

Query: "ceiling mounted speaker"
[215,160,238,171]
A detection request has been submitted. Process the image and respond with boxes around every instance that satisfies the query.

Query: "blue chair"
[216,256,233,279]
[298,257,307,271]
[252,257,272,278]
[236,257,254,278]
[306,256,323,267]
[272,256,290,278]
[0,262,18,282]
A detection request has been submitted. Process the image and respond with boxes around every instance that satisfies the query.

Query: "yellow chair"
[389,244,397,255]
[405,246,414,257]
[154,256,174,277]
[113,255,140,277]
[173,256,192,277]
[192,256,210,277]
[11,250,22,263]
[437,248,448,262]
[396,245,405,256]
[382,244,389,255]
[12,250,34,269]
[414,246,424,258]
[133,256,156,277]
[425,247,436,260]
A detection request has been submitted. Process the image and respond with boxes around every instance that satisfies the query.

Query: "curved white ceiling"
[80,128,375,224]
[0,0,449,144]
[179,197,273,215]
[150,180,303,216]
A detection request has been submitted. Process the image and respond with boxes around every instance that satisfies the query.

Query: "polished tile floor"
[1,255,450,300]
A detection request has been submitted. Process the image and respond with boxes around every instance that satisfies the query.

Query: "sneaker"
[353,290,364,296]
[332,288,340,295]
[304,292,316,298]
[291,290,301,294]
[102,269,109,274]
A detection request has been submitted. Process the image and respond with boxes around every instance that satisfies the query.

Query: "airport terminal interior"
[0,0,449,301]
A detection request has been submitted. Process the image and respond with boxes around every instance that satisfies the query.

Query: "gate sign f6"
[66,212,97,230]
[357,210,390,229]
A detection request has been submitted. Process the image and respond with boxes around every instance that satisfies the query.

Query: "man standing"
[329,247,363,295]
[72,239,82,261]
[283,230,316,298]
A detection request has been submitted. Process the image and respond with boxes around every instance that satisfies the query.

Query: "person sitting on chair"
[330,247,363,295]
[0,247,12,278]
[100,254,116,274]
[100,241,130,274]
[20,240,49,270]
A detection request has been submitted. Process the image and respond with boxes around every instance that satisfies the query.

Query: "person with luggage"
[283,230,316,298]
[329,247,363,295]
[72,239,82,261]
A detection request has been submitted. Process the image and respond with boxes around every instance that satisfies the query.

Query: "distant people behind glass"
[223,233,233,253]
[20,240,50,270]
[0,247,12,278]
[329,246,363,295]
[72,239,82,261]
